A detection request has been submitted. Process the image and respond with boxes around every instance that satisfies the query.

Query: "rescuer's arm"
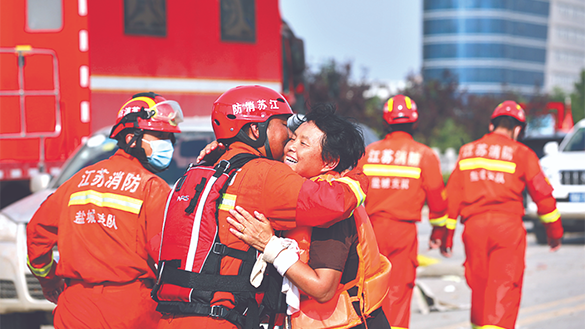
[429,164,462,258]
[26,192,64,304]
[143,178,172,265]
[227,206,343,303]
[525,153,563,251]
[263,162,367,230]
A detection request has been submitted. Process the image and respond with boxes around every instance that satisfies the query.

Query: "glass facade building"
[423,0,551,95]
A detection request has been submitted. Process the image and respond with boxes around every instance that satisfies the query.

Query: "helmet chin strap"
[124,130,167,173]
[235,120,274,159]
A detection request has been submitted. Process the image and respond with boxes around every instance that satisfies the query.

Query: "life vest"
[291,205,392,329]
[152,153,284,329]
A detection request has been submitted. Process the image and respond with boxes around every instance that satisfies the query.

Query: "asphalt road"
[411,220,585,329]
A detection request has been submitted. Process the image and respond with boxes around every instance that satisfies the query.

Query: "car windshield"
[53,131,215,187]
[561,127,585,152]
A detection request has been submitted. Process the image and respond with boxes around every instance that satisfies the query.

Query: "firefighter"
[355,94,447,329]
[26,92,183,328]
[155,85,367,329]
[437,100,563,329]
[227,103,392,328]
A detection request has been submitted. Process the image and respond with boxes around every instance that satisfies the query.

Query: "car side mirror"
[30,173,52,193]
[543,141,559,156]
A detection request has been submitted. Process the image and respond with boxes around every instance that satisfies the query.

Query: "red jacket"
[27,150,169,283]
[357,131,446,223]
[447,132,560,225]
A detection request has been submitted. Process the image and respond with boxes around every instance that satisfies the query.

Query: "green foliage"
[571,69,585,123]
[303,62,584,152]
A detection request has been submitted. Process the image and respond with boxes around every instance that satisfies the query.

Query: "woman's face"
[284,121,332,178]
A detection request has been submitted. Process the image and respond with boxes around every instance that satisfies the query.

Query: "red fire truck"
[0,0,306,208]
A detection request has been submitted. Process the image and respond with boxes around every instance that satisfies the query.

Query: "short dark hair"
[304,103,365,173]
[491,116,524,130]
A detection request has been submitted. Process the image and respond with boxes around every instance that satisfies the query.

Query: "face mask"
[142,139,174,170]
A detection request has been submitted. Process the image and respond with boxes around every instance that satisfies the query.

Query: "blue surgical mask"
[143,139,174,170]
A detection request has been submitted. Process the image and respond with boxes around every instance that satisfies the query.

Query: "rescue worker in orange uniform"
[26,92,183,328]
[437,101,563,329]
[228,104,392,328]
[155,85,367,329]
[356,94,447,329]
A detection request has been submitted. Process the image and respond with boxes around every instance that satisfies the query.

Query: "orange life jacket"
[290,205,392,329]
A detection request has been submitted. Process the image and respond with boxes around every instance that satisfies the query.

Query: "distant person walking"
[440,101,563,329]
[356,94,447,329]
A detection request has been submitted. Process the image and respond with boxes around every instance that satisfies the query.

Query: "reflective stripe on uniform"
[27,255,53,278]
[539,208,561,223]
[219,193,237,211]
[362,164,421,179]
[446,217,457,230]
[68,190,143,214]
[336,176,366,207]
[472,324,506,329]
[429,215,447,227]
[459,158,516,174]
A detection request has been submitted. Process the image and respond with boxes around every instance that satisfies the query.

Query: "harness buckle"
[210,305,227,318]
[213,242,227,255]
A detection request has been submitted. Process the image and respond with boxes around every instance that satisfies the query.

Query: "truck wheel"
[532,219,548,245]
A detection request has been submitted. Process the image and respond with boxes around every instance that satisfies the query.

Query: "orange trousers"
[53,280,160,329]
[157,314,237,329]
[462,214,526,329]
[371,217,418,329]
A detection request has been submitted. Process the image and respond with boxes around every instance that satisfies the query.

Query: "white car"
[0,117,214,324]
[526,119,585,244]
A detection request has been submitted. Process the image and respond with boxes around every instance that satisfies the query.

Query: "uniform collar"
[220,142,263,161]
[384,131,413,140]
[486,131,514,142]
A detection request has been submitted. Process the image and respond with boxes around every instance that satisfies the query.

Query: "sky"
[279,0,422,91]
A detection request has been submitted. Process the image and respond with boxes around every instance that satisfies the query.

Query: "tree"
[571,69,585,123]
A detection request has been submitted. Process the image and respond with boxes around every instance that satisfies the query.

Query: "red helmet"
[383,95,419,125]
[491,100,526,123]
[212,85,293,140]
[110,92,183,139]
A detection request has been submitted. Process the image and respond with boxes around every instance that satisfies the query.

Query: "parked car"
[0,117,214,322]
[525,119,585,244]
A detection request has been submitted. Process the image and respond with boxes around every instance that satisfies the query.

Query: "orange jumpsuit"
[447,132,562,329]
[157,142,366,328]
[27,149,169,328]
[356,131,446,329]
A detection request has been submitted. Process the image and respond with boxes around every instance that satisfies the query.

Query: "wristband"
[263,236,286,263]
[273,249,300,276]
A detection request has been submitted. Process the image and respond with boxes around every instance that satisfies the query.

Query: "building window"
[220,0,256,43]
[124,0,167,37]
[27,0,62,31]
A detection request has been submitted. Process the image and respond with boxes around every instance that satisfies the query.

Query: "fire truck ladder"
[0,46,62,173]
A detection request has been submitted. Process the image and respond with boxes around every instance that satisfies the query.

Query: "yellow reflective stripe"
[446,217,457,230]
[68,190,143,214]
[336,176,365,207]
[459,157,516,174]
[219,193,237,211]
[362,164,421,179]
[540,209,561,223]
[27,255,53,278]
[429,215,447,227]
[472,324,506,329]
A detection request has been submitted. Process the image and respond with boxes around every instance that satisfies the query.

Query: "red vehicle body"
[0,0,305,208]
[521,101,574,158]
